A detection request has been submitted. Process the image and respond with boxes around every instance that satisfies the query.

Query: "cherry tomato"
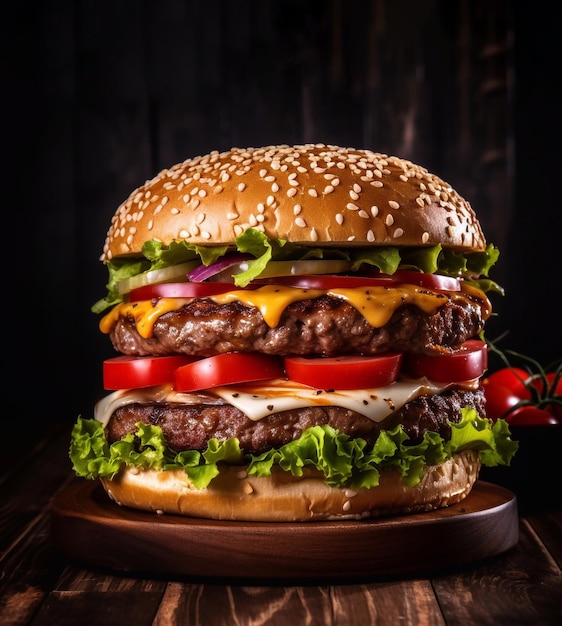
[402,340,488,383]
[283,353,402,390]
[255,271,461,292]
[174,353,285,392]
[485,367,532,399]
[507,405,559,426]
[529,371,562,397]
[482,380,523,419]
[128,282,256,302]
[104,355,200,390]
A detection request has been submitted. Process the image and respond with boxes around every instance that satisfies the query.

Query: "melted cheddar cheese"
[100,282,490,339]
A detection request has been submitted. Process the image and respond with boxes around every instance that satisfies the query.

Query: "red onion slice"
[188,254,253,282]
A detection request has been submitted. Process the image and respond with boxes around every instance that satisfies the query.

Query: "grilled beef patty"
[105,387,486,455]
[110,295,484,357]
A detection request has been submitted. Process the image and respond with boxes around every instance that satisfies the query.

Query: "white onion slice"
[116,261,200,295]
[211,259,354,281]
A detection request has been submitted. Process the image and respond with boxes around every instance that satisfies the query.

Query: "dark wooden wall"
[5,0,560,424]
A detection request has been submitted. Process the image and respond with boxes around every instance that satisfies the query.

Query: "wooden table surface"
[2,420,561,626]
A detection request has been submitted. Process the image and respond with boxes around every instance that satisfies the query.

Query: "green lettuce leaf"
[92,228,503,313]
[69,408,517,490]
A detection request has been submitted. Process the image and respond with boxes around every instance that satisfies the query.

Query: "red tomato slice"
[402,340,488,383]
[254,271,460,292]
[128,282,257,302]
[104,355,200,390]
[174,353,285,392]
[507,405,560,426]
[283,353,402,390]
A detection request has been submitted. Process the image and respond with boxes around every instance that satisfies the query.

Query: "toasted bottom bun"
[100,450,481,522]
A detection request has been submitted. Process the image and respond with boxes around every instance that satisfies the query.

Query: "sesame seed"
[385,214,394,226]
[259,169,267,177]
[394,228,404,238]
[264,175,275,182]
[336,213,344,225]
[422,231,430,243]
[295,217,307,227]
[171,207,180,215]
[388,200,400,209]
[349,190,359,201]
[358,210,369,219]
[346,202,359,211]
[227,212,238,220]
[287,188,297,197]
[367,230,375,242]
[371,206,379,217]
[238,183,246,192]
[308,189,318,197]
[294,204,302,215]
[324,185,334,194]
[271,183,279,192]
[353,183,361,193]
[310,228,318,241]
[266,195,275,206]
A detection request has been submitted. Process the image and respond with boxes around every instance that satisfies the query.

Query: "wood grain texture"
[431,517,562,626]
[50,480,518,581]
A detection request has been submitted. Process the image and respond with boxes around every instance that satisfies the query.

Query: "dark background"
[5,0,561,425]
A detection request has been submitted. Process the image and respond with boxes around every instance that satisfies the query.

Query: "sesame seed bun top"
[101,144,486,261]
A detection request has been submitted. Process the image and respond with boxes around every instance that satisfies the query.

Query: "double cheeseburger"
[70,144,517,521]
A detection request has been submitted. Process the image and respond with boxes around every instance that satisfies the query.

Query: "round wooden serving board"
[51,480,518,581]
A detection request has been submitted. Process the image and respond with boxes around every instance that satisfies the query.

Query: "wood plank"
[525,512,562,570]
[153,584,333,626]
[28,591,164,626]
[0,509,68,626]
[330,581,446,626]
[0,426,72,561]
[431,518,562,626]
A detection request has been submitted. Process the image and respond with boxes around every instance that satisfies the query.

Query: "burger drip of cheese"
[69,144,517,522]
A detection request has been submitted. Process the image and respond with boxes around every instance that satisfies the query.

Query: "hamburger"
[70,143,517,521]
